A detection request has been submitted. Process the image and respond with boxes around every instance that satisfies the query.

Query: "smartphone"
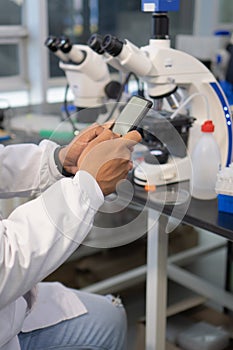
[111,95,153,135]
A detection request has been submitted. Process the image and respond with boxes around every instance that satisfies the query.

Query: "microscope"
[45,35,122,124]
[88,0,233,187]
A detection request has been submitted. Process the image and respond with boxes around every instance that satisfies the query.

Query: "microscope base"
[133,156,191,187]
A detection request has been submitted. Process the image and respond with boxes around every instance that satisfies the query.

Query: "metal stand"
[146,210,168,350]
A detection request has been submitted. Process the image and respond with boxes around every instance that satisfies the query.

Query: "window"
[218,0,233,24]
[0,0,22,26]
[0,1,28,91]
[0,43,19,77]
[47,0,100,78]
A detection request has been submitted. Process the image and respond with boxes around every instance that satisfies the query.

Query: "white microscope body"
[45,5,233,187]
[94,30,233,187]
[59,45,111,108]
[45,36,111,109]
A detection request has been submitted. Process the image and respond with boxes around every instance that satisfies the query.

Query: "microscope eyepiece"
[87,34,105,54]
[101,35,124,57]
[57,36,73,54]
[44,36,59,52]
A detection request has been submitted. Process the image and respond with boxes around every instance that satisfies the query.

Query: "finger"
[83,124,104,141]
[103,120,122,139]
[69,124,101,144]
[102,119,115,129]
[120,130,142,151]
[123,130,142,143]
[87,129,118,147]
[94,125,105,136]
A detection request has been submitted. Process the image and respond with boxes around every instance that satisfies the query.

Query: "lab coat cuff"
[73,170,104,211]
[47,143,65,181]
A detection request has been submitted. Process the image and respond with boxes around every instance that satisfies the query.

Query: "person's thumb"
[123,130,142,143]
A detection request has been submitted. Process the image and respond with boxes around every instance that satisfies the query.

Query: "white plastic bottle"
[190,120,221,200]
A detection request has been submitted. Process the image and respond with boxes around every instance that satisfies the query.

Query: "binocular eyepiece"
[45,35,73,54]
[46,33,124,58]
[88,33,124,57]
[44,36,59,52]
[87,33,105,54]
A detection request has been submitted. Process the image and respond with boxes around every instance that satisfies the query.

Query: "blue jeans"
[18,291,127,350]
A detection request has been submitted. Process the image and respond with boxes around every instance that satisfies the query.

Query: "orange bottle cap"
[144,184,156,192]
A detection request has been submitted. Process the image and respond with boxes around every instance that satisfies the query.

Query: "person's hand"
[58,123,104,175]
[78,129,142,195]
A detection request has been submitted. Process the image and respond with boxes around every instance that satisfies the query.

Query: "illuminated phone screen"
[111,96,152,135]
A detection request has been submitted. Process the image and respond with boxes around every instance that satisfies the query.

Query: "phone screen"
[111,95,152,135]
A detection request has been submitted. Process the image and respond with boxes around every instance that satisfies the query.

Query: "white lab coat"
[0,140,104,350]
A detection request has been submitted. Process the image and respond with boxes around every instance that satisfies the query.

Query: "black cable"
[105,72,141,122]
[130,72,145,97]
[63,84,79,134]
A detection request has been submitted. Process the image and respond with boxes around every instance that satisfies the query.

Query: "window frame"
[0,25,28,91]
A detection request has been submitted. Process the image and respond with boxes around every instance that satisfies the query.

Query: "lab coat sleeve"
[0,170,104,310]
[0,140,62,198]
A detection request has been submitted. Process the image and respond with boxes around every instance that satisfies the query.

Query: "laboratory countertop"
[1,129,43,145]
[132,181,233,242]
[1,125,233,242]
[1,113,86,146]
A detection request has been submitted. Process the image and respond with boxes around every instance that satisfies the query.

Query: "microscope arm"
[59,45,111,108]
[99,35,232,166]
[141,42,232,166]
[45,37,111,108]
